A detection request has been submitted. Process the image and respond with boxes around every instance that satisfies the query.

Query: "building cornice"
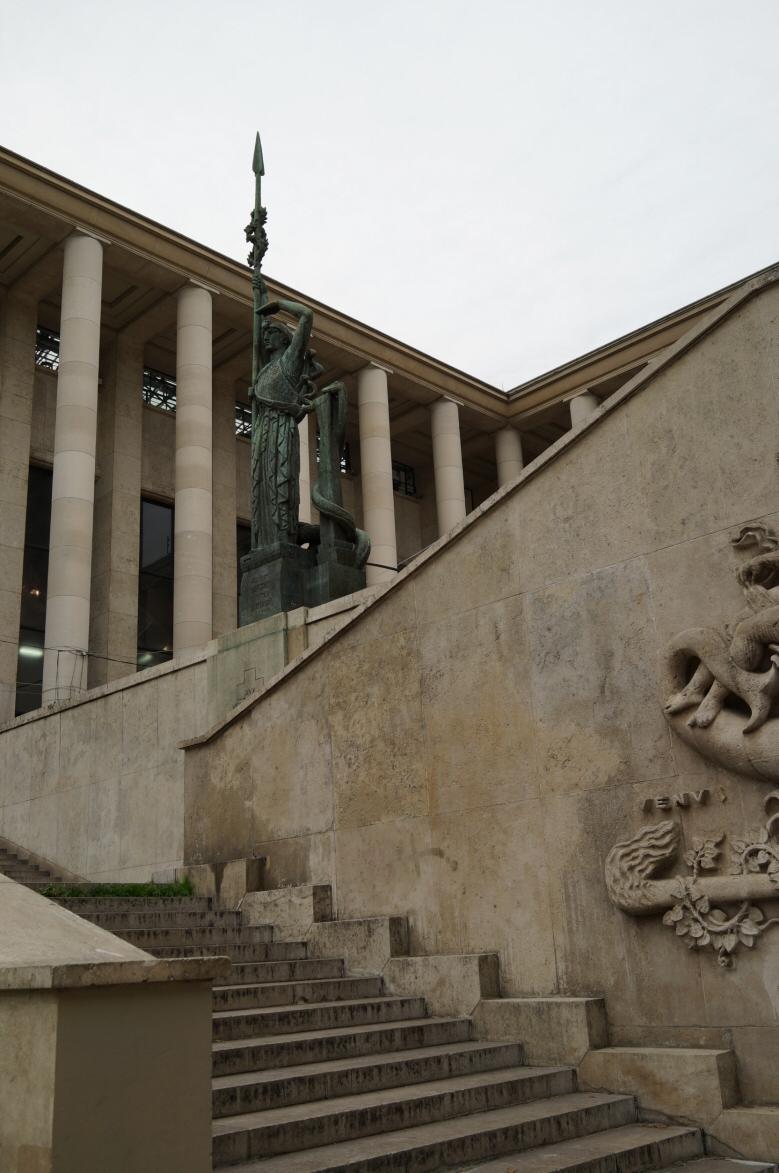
[0,146,506,416]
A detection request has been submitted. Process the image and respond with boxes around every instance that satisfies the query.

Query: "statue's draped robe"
[251,352,302,546]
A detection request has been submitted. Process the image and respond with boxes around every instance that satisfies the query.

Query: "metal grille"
[392,460,416,497]
[35,326,60,371]
[235,403,252,437]
[142,367,177,413]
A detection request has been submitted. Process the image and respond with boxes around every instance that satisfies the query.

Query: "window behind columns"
[237,522,251,611]
[16,466,53,716]
[137,499,174,669]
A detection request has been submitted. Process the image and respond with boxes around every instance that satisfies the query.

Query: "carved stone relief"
[604,525,779,965]
[662,524,779,781]
[605,792,779,966]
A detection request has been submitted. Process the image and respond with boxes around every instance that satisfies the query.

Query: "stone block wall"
[184,280,779,1102]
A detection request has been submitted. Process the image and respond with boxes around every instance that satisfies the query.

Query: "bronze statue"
[239,133,369,624]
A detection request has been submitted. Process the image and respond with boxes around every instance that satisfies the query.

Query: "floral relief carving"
[604,793,779,967]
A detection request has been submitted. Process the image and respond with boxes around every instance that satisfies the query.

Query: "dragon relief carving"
[605,793,779,966]
[604,525,779,965]
[662,524,779,775]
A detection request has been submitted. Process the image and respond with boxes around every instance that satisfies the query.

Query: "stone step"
[214,958,345,987]
[654,1162,777,1173]
[212,1017,473,1076]
[53,897,215,914]
[213,1116,701,1171]
[0,866,50,882]
[212,1040,525,1118]
[213,997,428,1043]
[213,976,384,1011]
[73,909,242,930]
[212,1089,638,1166]
[110,924,274,949]
[151,941,308,962]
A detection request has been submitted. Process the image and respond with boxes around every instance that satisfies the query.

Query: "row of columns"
[11,229,603,706]
[41,235,215,703]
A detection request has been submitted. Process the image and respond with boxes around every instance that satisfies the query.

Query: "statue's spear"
[250,131,268,389]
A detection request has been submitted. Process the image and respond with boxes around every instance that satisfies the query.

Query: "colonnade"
[0,228,575,713]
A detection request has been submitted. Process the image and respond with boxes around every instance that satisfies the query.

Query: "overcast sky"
[1,1,777,387]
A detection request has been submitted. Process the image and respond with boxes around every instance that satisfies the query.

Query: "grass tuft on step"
[40,878,194,898]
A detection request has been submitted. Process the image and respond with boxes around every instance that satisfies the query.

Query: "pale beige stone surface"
[307,916,409,976]
[383,952,499,1016]
[472,997,608,1066]
[578,1045,737,1126]
[89,333,143,687]
[183,282,779,1105]
[0,990,58,1173]
[242,883,333,940]
[709,1106,779,1163]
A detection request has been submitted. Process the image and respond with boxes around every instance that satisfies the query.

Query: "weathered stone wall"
[184,282,779,1101]
[0,655,207,880]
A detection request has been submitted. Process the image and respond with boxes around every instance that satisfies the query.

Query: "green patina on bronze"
[239,132,369,624]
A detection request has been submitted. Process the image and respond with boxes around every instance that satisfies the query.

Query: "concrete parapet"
[472,996,608,1065]
[0,874,224,1172]
[579,1045,738,1126]
[307,916,409,976]
[383,952,500,1017]
[242,883,333,941]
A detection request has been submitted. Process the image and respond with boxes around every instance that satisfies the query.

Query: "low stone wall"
[0,591,368,881]
[183,278,779,1104]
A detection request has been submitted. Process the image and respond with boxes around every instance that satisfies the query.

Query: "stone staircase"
[0,835,74,887]
[39,891,740,1173]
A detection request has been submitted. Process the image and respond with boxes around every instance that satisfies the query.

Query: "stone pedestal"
[239,543,313,625]
[306,543,367,610]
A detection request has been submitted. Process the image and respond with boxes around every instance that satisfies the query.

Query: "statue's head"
[262,319,291,357]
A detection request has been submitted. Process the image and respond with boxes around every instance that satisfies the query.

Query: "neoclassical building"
[0,144,764,719]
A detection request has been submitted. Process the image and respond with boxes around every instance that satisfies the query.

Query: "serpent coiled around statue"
[310,383,370,570]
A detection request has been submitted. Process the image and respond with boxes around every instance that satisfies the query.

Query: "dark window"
[315,435,352,474]
[137,500,174,669]
[35,326,60,371]
[16,467,53,716]
[235,402,252,438]
[237,522,251,609]
[392,460,417,497]
[142,367,177,413]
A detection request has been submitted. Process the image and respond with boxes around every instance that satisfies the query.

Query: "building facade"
[0,145,766,720]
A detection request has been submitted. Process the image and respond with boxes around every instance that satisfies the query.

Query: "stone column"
[357,364,397,585]
[299,412,312,525]
[494,425,524,487]
[173,284,213,656]
[42,232,104,704]
[569,390,599,427]
[88,333,143,687]
[0,290,37,720]
[431,397,466,535]
[212,376,237,638]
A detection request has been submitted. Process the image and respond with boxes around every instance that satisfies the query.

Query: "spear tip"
[252,131,265,178]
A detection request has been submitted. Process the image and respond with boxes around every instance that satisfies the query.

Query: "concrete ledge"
[579,1045,738,1126]
[0,956,231,991]
[177,856,266,908]
[709,1106,779,1164]
[472,996,608,1065]
[383,953,500,1017]
[307,916,409,975]
[242,884,333,941]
